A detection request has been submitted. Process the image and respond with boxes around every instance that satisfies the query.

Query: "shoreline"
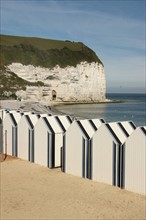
[0,99,124,113]
[52,99,124,107]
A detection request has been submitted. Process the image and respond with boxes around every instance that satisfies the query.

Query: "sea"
[55,93,146,127]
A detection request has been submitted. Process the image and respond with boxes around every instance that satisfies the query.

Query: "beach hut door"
[87,139,92,179]
[112,142,121,187]
[82,138,86,178]
[12,126,18,157]
[28,129,35,162]
[112,142,117,186]
[61,134,66,172]
[82,138,92,179]
[120,144,125,189]
[0,120,2,153]
[47,132,55,168]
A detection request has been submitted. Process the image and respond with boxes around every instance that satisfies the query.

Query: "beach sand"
[1,157,146,220]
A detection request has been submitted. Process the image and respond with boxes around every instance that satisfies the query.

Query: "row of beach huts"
[0,109,145,195]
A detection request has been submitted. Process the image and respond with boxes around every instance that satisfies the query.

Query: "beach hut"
[121,126,146,195]
[3,112,22,156]
[0,110,4,152]
[0,109,8,152]
[0,118,2,153]
[17,114,39,162]
[62,118,104,178]
[34,116,63,168]
[92,121,136,187]
[54,115,73,167]
[0,110,24,153]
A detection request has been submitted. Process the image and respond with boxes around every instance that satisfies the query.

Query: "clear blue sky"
[1,0,145,93]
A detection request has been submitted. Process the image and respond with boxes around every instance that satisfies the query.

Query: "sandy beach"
[0,156,146,220]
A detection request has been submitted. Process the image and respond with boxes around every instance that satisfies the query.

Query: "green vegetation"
[0,34,103,68]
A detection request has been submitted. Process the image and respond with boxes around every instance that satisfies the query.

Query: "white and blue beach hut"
[92,121,136,187]
[3,112,22,156]
[0,109,8,153]
[34,116,63,168]
[17,114,39,161]
[62,118,105,178]
[121,126,146,195]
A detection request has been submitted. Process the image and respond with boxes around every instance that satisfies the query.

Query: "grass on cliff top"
[0,34,83,51]
[0,34,103,68]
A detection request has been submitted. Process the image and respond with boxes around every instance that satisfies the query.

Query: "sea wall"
[7,61,106,103]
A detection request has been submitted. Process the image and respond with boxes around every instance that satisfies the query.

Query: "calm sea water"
[55,93,146,126]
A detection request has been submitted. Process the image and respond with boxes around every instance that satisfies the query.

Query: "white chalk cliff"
[7,62,106,103]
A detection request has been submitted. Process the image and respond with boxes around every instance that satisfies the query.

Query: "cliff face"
[7,62,106,103]
[0,34,106,103]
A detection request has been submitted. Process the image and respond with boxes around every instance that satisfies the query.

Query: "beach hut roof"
[140,126,146,135]
[6,113,16,126]
[9,112,22,126]
[88,118,105,131]
[55,115,72,132]
[43,116,63,133]
[105,121,136,144]
[76,119,98,139]
[25,114,38,129]
[8,110,19,113]
[37,113,52,117]
[123,126,146,144]
[76,120,90,139]
[22,111,34,115]
[4,113,17,127]
[118,121,136,136]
